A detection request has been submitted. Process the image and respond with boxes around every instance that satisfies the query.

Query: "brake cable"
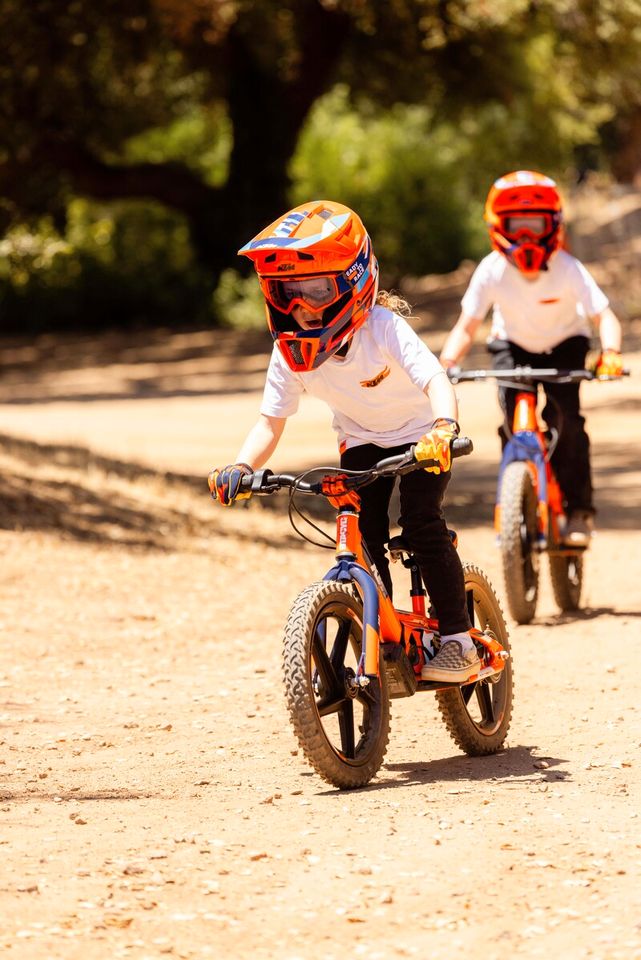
[286,466,376,550]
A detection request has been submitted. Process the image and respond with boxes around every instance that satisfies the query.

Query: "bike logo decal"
[338,515,349,550]
[360,366,390,388]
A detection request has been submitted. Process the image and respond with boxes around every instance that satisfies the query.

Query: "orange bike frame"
[327,508,453,680]
[328,508,403,678]
[328,506,506,683]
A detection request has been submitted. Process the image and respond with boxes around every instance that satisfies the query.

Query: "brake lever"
[395,450,420,475]
[250,469,276,493]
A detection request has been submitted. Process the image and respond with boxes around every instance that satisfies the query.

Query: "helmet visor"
[261,275,340,314]
[501,214,553,240]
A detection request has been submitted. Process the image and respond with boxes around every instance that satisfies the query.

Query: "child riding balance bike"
[208,201,512,788]
[439,171,624,621]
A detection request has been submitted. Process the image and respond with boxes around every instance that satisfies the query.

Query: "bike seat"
[388,535,410,555]
[388,530,458,556]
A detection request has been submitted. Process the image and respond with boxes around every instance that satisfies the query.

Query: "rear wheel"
[282,580,390,789]
[500,461,539,624]
[436,563,513,755]
[549,551,583,612]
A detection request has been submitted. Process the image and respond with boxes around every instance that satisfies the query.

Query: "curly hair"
[376,289,416,318]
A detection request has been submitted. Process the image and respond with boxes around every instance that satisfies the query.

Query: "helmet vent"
[264,253,277,263]
[296,251,315,260]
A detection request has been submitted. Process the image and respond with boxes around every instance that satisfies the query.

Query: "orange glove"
[208,463,253,506]
[414,418,460,475]
[595,349,623,377]
[321,473,361,509]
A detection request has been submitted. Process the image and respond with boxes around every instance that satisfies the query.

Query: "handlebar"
[447,365,629,385]
[241,437,474,498]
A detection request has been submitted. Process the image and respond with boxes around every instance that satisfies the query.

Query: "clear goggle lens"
[263,275,340,314]
[502,214,551,239]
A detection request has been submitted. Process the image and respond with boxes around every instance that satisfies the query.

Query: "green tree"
[0,0,639,291]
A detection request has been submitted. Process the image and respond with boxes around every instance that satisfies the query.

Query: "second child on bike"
[209,200,480,684]
[440,170,623,547]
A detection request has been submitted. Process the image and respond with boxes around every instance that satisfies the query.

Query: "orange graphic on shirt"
[539,298,560,304]
[360,366,391,388]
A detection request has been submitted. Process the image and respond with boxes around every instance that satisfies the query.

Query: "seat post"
[408,556,426,615]
[388,535,426,616]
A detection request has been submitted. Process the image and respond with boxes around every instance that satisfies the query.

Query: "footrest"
[382,642,417,698]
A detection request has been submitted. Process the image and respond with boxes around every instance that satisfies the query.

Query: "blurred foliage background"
[1,0,640,333]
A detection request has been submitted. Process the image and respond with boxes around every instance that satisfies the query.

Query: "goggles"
[500,213,556,240]
[260,274,345,315]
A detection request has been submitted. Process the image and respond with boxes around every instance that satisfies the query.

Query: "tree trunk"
[609,106,641,185]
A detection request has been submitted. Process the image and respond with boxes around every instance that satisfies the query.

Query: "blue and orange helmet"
[239,201,379,372]
[484,171,564,276]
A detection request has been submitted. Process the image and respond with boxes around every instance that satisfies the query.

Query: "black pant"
[489,335,594,515]
[340,442,471,635]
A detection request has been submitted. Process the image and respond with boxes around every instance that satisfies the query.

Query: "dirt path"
[1,332,640,960]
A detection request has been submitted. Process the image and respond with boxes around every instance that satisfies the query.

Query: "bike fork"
[325,509,402,681]
[324,558,384,680]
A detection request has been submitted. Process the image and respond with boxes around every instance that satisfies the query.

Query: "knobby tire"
[436,563,513,755]
[500,461,540,624]
[282,580,390,789]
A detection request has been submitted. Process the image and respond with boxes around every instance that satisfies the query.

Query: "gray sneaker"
[563,511,594,547]
[421,640,480,683]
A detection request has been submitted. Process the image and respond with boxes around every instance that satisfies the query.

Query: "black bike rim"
[309,603,381,766]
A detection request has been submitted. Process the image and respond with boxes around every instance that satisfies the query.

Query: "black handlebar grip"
[452,436,474,458]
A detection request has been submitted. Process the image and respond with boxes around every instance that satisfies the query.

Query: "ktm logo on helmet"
[277,262,296,272]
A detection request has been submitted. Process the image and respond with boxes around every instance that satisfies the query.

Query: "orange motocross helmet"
[238,201,379,372]
[484,171,564,276]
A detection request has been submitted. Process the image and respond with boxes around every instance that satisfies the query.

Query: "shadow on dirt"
[312,745,570,795]
[0,326,274,406]
[0,432,305,551]
[2,430,638,550]
[534,606,641,626]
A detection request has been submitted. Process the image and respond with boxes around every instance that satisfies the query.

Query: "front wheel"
[500,460,540,624]
[436,563,513,755]
[282,580,390,789]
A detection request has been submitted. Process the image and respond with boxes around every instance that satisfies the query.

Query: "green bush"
[212,269,265,330]
[0,199,214,333]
